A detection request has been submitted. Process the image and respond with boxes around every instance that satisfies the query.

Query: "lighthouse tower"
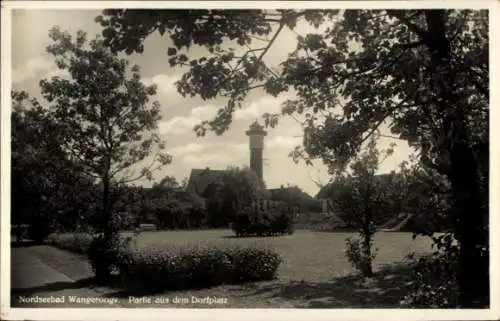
[246,120,267,181]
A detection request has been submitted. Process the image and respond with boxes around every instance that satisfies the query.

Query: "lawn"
[124,229,433,283]
[15,229,435,308]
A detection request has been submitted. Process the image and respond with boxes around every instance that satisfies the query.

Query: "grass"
[12,229,434,308]
[119,229,433,283]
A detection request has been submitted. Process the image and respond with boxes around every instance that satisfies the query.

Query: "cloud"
[158,93,290,136]
[168,140,249,170]
[169,143,206,156]
[44,67,71,80]
[181,153,236,167]
[159,116,199,135]
[158,104,220,135]
[12,57,53,84]
[190,104,219,120]
[12,56,80,86]
[266,135,302,149]
[231,143,248,154]
[143,74,183,97]
[171,141,248,157]
[234,96,286,120]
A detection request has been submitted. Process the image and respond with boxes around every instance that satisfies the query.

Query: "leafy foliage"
[18,26,171,278]
[345,236,378,277]
[47,233,95,255]
[202,166,269,228]
[145,189,208,230]
[116,243,282,292]
[232,202,295,237]
[399,160,454,235]
[329,138,394,277]
[269,185,322,213]
[40,27,170,184]
[11,93,97,243]
[401,236,460,308]
[109,183,209,230]
[87,233,137,281]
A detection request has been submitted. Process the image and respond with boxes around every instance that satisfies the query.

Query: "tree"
[154,175,181,190]
[221,166,269,211]
[180,176,189,189]
[201,179,227,228]
[96,9,488,307]
[203,166,268,227]
[142,187,207,229]
[399,158,454,235]
[11,92,96,242]
[30,26,171,279]
[269,185,321,213]
[332,138,395,277]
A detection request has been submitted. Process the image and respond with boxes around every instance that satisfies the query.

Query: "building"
[185,121,315,209]
[245,120,267,181]
[186,120,267,195]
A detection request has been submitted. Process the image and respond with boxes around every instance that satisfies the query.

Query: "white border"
[1,1,499,321]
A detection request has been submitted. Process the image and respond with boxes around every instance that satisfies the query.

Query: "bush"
[232,207,295,237]
[400,236,460,308]
[344,236,378,276]
[46,232,94,254]
[27,215,55,244]
[88,233,138,281]
[115,243,282,293]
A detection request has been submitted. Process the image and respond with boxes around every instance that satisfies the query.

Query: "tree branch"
[256,22,285,63]
[116,148,162,184]
[359,92,416,145]
[387,10,427,39]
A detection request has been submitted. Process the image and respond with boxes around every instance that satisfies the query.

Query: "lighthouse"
[246,120,267,181]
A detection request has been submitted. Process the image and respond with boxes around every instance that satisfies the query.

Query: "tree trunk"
[95,157,117,282]
[94,174,112,282]
[423,10,489,308]
[448,128,489,308]
[102,175,112,240]
[360,201,374,278]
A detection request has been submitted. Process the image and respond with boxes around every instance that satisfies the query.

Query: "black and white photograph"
[1,1,498,320]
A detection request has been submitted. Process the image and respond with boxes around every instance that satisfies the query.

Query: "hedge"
[114,243,282,292]
[47,233,95,255]
[294,212,353,232]
[47,232,283,293]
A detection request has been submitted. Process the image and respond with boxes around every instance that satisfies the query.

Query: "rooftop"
[246,120,267,135]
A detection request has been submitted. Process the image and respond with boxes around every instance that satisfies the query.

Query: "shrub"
[232,207,295,237]
[46,232,94,255]
[400,235,460,308]
[27,215,55,244]
[344,236,378,276]
[88,233,138,282]
[115,244,282,293]
[400,255,459,308]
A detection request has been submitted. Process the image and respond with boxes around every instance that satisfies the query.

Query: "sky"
[11,9,415,197]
